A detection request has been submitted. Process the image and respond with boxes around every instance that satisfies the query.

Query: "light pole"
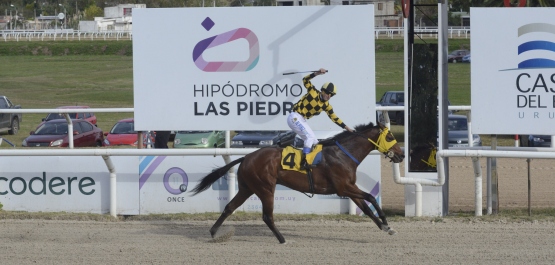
[10,4,17,30]
[59,4,66,29]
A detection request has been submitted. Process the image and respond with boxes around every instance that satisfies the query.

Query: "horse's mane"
[319,122,375,146]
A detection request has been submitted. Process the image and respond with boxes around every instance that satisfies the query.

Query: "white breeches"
[287,112,318,152]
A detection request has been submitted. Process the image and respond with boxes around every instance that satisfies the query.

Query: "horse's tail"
[190,157,245,196]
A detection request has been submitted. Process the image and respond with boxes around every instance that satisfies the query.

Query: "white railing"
[2,27,470,42]
[1,30,133,42]
[374,27,471,39]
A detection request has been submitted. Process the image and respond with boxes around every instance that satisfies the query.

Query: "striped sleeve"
[323,103,346,129]
[302,73,318,93]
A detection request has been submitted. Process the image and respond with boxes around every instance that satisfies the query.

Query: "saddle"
[281,145,323,173]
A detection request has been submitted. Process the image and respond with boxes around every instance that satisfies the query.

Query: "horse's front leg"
[363,192,388,226]
[340,186,396,235]
[349,197,384,229]
[362,192,396,235]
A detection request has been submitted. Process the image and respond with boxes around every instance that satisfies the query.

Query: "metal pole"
[527,158,531,216]
[10,5,17,29]
[102,155,117,218]
[491,135,499,214]
[63,113,74,149]
[486,157,492,215]
[138,132,144,149]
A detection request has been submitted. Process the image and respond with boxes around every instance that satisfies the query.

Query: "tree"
[84,4,103,20]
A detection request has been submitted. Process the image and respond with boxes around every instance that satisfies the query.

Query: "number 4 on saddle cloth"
[281,145,323,173]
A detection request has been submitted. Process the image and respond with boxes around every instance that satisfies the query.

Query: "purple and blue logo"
[139,156,188,195]
[517,23,555,69]
[192,17,259,72]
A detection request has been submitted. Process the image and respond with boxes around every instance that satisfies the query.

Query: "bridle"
[355,127,398,159]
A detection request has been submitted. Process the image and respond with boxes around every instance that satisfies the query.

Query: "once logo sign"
[139,156,188,195]
[192,17,260,72]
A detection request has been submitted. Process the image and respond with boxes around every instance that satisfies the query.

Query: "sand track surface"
[1,219,555,264]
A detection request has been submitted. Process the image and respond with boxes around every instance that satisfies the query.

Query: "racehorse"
[409,143,437,171]
[191,122,404,244]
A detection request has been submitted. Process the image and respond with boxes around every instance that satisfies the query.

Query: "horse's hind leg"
[210,188,253,238]
[259,195,286,244]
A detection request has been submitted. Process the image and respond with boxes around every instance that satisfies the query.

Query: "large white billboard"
[471,8,555,134]
[133,6,375,131]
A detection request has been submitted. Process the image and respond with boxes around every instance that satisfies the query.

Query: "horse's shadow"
[140,221,371,244]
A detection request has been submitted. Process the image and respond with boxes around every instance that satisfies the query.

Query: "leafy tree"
[84,4,103,20]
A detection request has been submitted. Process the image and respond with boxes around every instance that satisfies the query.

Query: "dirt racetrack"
[1,157,554,264]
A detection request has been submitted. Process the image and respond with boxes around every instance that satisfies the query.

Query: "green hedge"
[0,41,133,56]
[0,38,470,56]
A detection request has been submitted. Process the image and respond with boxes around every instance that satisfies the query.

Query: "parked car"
[231,130,296,148]
[0,95,22,135]
[38,106,96,129]
[462,53,471,63]
[173,131,226,148]
[376,91,404,125]
[103,118,154,147]
[446,114,482,148]
[293,130,343,148]
[447,49,470,63]
[22,119,104,147]
[528,135,552,147]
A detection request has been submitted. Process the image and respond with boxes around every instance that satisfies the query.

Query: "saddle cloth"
[281,144,323,173]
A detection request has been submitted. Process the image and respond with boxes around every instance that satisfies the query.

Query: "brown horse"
[409,143,437,171]
[191,122,404,244]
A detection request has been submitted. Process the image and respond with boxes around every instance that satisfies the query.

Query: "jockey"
[287,68,354,170]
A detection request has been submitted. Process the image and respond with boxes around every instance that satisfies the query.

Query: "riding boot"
[300,153,310,171]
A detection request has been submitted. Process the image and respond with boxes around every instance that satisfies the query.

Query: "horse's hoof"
[381,225,397,235]
[387,228,397,235]
[209,227,235,243]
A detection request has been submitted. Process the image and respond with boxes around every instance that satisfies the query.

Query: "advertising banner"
[0,156,138,215]
[471,8,555,134]
[0,155,381,216]
[139,155,381,215]
[133,6,376,131]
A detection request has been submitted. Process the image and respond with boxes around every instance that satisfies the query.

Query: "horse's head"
[368,122,404,163]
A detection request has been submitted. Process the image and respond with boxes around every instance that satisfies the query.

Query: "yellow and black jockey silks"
[292,73,346,129]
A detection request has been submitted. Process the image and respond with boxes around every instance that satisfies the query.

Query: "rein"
[336,127,398,163]
[351,127,397,159]
[335,141,360,165]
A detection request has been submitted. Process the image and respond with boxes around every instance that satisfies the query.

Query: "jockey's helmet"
[321,82,336,96]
